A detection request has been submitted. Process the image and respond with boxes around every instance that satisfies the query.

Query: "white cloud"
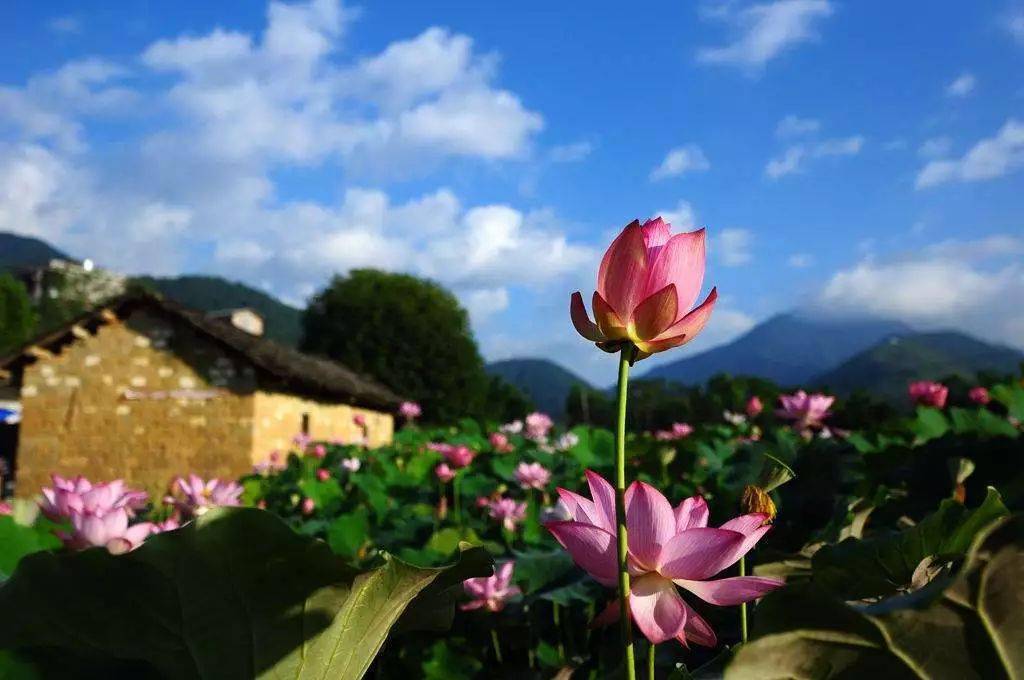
[945,72,976,98]
[0,144,76,238]
[548,141,593,163]
[650,144,710,180]
[816,241,1024,350]
[924,234,1024,261]
[714,228,753,266]
[915,119,1024,189]
[765,146,805,178]
[1007,12,1024,45]
[47,16,81,35]
[656,200,698,230]
[0,58,134,152]
[788,253,813,268]
[398,89,542,159]
[138,8,542,168]
[765,135,864,178]
[463,287,510,324]
[0,0,573,297]
[697,0,834,71]
[918,136,953,159]
[704,308,757,340]
[776,114,820,138]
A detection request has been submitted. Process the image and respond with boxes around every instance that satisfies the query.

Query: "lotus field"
[1,219,1023,679]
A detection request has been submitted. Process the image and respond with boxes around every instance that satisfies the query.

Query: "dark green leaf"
[812,488,1009,599]
[0,507,491,679]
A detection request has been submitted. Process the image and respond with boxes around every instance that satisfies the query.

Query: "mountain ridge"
[642,313,912,386]
[0,232,70,269]
[812,330,1023,401]
[486,358,591,418]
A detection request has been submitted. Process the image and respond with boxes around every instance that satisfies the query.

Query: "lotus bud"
[569,218,717,361]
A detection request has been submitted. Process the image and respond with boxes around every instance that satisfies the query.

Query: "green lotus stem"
[648,642,656,680]
[453,473,462,528]
[553,602,565,662]
[615,348,637,680]
[490,628,503,663]
[740,555,748,643]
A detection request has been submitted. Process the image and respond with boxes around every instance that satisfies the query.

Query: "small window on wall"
[301,413,310,435]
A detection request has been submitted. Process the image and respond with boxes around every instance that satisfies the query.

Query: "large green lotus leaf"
[811,487,1008,600]
[726,514,1024,679]
[0,507,491,679]
[0,516,62,578]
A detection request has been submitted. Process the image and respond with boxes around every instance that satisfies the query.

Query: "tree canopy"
[301,269,527,422]
[0,273,36,355]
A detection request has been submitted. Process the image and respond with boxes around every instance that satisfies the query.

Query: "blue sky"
[2,0,1023,384]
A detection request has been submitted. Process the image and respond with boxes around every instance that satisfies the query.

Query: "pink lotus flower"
[312,444,327,459]
[63,508,158,554]
[254,450,286,474]
[38,475,158,553]
[488,497,528,531]
[341,457,361,472]
[570,218,717,359]
[547,471,782,647]
[969,386,991,405]
[316,469,331,482]
[399,401,422,420]
[443,445,475,469]
[40,475,149,521]
[152,517,181,533]
[165,475,243,517]
[515,462,551,490]
[435,463,456,483]
[461,561,522,612]
[489,432,514,453]
[301,497,315,515]
[525,412,554,441]
[746,396,764,418]
[0,501,12,516]
[353,413,367,428]
[655,423,693,441]
[908,381,948,408]
[501,420,524,435]
[776,391,834,430]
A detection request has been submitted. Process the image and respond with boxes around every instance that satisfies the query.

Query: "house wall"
[14,307,397,499]
[251,392,393,461]
[15,310,257,498]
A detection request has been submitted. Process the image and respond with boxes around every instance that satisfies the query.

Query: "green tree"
[0,273,36,355]
[301,270,499,422]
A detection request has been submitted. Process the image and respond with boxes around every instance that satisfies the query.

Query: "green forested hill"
[135,275,303,346]
[813,331,1023,402]
[486,358,592,419]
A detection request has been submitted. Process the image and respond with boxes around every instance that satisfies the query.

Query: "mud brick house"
[0,293,401,498]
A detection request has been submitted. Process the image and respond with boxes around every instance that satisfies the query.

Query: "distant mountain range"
[486,358,591,417]
[5,232,1021,405]
[814,331,1023,401]
[643,313,912,386]
[487,319,1024,414]
[0,233,69,269]
[1,232,303,347]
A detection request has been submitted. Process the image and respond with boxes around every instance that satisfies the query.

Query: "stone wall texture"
[15,308,393,498]
[252,393,393,460]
